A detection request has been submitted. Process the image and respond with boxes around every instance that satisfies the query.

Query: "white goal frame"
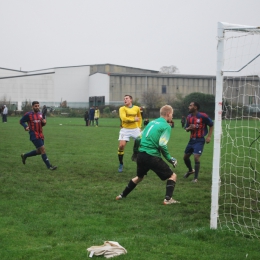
[210,22,260,229]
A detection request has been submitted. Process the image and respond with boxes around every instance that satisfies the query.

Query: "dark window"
[249,96,256,104]
[162,85,167,94]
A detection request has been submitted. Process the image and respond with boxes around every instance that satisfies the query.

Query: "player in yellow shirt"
[117,95,142,172]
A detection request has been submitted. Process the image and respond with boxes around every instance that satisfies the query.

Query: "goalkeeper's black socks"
[184,158,193,172]
[122,180,137,197]
[165,179,176,199]
[194,162,200,179]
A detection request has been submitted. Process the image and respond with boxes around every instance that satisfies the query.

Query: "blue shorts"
[32,139,44,149]
[184,138,205,155]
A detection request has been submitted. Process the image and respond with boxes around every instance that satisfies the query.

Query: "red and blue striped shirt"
[186,112,213,138]
[20,112,46,140]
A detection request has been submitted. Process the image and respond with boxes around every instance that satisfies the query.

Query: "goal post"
[210,22,260,238]
[210,22,225,229]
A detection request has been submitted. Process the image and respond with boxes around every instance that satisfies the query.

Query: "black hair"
[193,102,200,110]
[32,101,39,106]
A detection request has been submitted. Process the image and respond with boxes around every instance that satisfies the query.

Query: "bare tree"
[163,95,176,107]
[141,91,164,108]
[60,100,67,108]
[160,65,179,74]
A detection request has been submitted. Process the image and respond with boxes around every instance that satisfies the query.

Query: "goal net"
[211,22,260,238]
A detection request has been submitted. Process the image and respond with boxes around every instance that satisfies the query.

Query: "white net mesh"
[218,25,260,238]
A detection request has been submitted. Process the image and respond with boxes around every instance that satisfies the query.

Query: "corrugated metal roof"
[0,63,158,74]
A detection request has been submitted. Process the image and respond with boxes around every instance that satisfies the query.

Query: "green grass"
[0,117,259,259]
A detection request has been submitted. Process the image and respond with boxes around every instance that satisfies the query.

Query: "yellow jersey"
[119,105,142,129]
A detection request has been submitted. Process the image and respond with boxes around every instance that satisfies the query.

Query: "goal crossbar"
[220,22,260,32]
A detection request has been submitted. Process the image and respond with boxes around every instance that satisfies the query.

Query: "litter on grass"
[87,241,127,258]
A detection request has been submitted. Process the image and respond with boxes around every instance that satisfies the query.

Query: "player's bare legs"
[132,176,143,184]
[36,145,46,155]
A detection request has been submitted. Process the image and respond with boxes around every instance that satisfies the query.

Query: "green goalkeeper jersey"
[139,117,172,161]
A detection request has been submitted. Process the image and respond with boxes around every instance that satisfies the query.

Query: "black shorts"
[136,152,173,181]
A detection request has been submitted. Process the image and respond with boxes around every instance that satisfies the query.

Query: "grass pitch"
[0,117,259,259]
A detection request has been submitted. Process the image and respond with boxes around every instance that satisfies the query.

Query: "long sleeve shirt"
[20,111,46,140]
[119,105,142,129]
[139,117,172,161]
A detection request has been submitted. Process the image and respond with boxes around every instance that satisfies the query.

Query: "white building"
[0,64,157,110]
[3,63,255,111]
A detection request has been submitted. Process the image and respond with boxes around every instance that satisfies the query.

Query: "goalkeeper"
[116,105,179,205]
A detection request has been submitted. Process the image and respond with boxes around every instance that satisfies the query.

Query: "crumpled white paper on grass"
[87,241,127,258]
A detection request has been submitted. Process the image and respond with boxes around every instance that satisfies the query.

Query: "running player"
[20,101,57,170]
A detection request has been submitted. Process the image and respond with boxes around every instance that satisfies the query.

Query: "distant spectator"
[94,106,100,127]
[168,119,174,128]
[42,105,47,119]
[181,116,186,128]
[143,118,149,127]
[89,106,95,126]
[0,106,3,122]
[3,105,8,123]
[84,111,89,126]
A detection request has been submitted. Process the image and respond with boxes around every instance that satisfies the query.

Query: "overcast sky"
[0,0,260,75]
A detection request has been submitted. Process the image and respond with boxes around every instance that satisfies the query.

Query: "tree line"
[139,92,215,119]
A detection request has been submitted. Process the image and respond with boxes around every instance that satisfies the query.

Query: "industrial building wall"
[223,78,260,106]
[109,75,216,104]
[89,73,110,105]
[7,65,259,110]
[0,66,90,109]
[53,66,90,107]
[0,73,55,110]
